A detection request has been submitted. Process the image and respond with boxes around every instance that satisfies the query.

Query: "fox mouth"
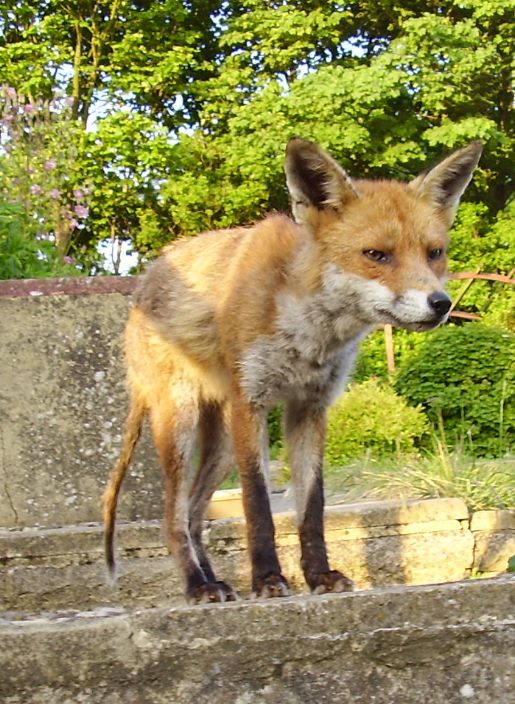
[376,309,447,332]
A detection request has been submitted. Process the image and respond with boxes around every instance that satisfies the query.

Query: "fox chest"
[239,333,360,408]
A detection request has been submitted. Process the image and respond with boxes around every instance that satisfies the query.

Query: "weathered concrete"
[0,278,163,528]
[1,577,513,704]
[3,498,512,614]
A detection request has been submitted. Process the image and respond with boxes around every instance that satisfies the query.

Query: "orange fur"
[102,138,482,601]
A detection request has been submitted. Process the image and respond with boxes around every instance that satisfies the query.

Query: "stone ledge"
[2,500,512,613]
[0,276,138,298]
[1,577,513,704]
[0,498,469,566]
[470,509,515,574]
[473,531,515,573]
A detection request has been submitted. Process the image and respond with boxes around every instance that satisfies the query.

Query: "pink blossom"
[73,188,85,200]
[63,255,74,264]
[30,184,43,196]
[73,204,89,219]
[4,87,16,99]
[49,188,61,200]
[69,218,79,230]
[2,114,13,125]
[44,159,56,172]
[24,104,36,115]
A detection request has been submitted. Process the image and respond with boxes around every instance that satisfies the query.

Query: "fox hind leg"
[188,401,238,601]
[149,383,228,604]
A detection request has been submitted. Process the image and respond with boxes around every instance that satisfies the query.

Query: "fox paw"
[187,580,238,604]
[309,570,354,595]
[253,573,291,599]
[215,580,239,602]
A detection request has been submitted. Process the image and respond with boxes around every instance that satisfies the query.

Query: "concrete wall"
[0,277,162,528]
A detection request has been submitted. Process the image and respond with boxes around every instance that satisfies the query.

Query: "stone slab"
[470,509,515,531]
[0,577,513,704]
[0,499,469,565]
[1,557,183,613]
[0,520,165,565]
[473,531,515,573]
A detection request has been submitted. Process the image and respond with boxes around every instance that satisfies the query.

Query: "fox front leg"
[285,399,353,594]
[230,393,291,598]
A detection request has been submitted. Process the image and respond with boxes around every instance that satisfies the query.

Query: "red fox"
[103,138,481,603]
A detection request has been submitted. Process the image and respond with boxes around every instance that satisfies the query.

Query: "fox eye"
[428,248,444,261]
[363,249,390,263]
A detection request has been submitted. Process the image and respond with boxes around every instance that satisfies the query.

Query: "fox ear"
[285,139,358,225]
[409,142,482,221]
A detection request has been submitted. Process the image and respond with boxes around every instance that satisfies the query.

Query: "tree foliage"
[0,0,513,282]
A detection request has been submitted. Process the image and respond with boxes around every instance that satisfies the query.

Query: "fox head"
[285,139,482,331]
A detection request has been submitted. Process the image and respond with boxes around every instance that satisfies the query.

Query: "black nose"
[428,291,451,316]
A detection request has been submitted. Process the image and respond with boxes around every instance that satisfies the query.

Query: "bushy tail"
[102,396,145,581]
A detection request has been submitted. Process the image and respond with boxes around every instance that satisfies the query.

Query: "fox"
[102,138,482,604]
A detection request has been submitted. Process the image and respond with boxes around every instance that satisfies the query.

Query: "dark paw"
[309,570,354,595]
[187,580,238,604]
[253,572,291,599]
[215,580,239,602]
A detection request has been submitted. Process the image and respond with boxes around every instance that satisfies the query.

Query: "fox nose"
[428,291,452,316]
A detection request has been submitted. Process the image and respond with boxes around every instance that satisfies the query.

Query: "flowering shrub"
[0,200,79,279]
[0,86,91,275]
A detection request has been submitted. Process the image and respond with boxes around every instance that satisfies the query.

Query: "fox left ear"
[409,141,482,222]
[285,138,358,226]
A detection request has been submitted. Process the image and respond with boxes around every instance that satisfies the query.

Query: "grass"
[212,438,514,512]
[324,443,515,512]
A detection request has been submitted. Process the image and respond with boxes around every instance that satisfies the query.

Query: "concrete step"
[1,497,486,614]
[3,497,513,616]
[1,577,513,704]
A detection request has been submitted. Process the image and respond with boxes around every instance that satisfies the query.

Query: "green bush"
[324,379,429,467]
[352,327,428,382]
[395,323,515,457]
[0,201,44,279]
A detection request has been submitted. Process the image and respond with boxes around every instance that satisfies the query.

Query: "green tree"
[0,0,512,275]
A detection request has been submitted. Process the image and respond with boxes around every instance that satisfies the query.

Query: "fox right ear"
[285,139,358,226]
[409,141,482,223]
